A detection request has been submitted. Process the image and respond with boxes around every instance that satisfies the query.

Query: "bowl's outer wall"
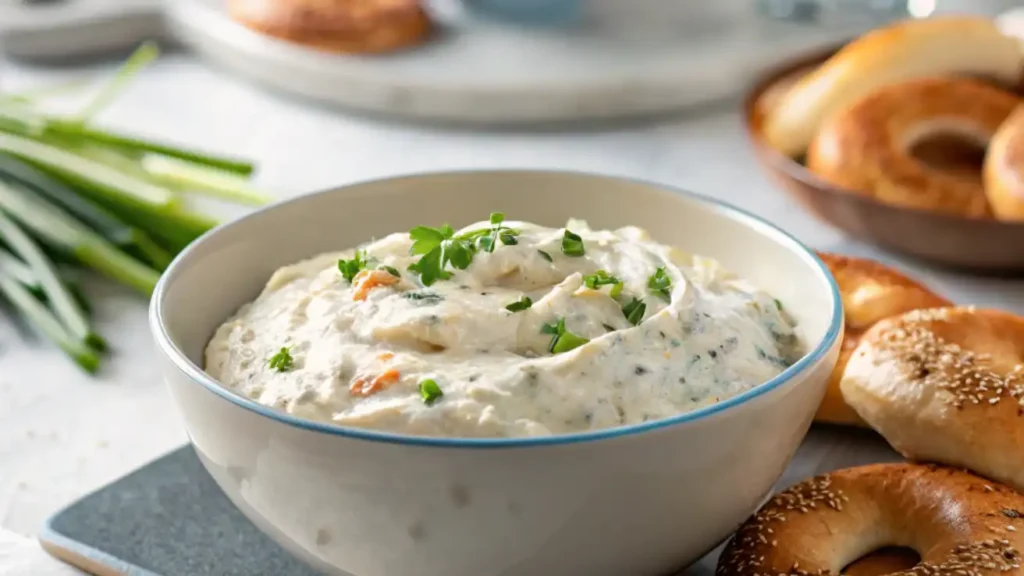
[154,171,842,576]
[163,352,834,576]
[744,46,1024,272]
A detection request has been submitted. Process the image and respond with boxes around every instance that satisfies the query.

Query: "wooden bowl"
[743,45,1024,275]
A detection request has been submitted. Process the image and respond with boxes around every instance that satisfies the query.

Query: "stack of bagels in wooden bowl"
[716,248,1024,574]
[746,15,1024,271]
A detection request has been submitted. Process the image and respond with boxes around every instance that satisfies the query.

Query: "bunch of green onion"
[0,42,269,373]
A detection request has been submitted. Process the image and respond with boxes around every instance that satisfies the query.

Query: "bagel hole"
[843,546,921,575]
[907,132,987,177]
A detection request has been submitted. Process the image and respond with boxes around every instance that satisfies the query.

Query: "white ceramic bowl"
[150,170,842,576]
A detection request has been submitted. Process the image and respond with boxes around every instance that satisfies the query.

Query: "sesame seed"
[717,464,1024,575]
[869,310,1024,411]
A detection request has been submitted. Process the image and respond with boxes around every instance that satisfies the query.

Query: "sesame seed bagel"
[717,463,1024,576]
[806,77,1019,218]
[815,252,951,427]
[227,0,433,54]
[841,307,1024,491]
[984,105,1024,221]
[763,15,1024,157]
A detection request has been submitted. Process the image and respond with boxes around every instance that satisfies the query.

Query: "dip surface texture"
[204,218,804,438]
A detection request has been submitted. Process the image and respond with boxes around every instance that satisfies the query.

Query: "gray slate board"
[40,426,900,576]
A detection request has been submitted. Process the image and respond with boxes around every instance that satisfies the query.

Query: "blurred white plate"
[165,0,881,124]
[0,0,883,124]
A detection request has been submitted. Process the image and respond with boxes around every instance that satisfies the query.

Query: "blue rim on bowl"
[150,170,843,449]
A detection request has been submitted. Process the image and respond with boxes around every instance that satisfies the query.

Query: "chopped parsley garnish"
[537,250,553,263]
[337,250,369,283]
[583,269,622,295]
[419,379,444,405]
[647,267,672,301]
[476,212,520,252]
[541,317,590,354]
[408,215,520,286]
[561,229,585,257]
[774,298,783,311]
[505,295,533,312]
[407,224,468,285]
[268,347,294,372]
[621,297,646,326]
[379,265,401,277]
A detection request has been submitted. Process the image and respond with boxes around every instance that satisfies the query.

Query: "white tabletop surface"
[1,50,1023,571]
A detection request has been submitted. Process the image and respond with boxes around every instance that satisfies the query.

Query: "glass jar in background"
[759,0,910,26]
[760,0,1023,24]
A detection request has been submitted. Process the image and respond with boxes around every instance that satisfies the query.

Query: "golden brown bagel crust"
[841,307,1024,492]
[718,463,1024,575]
[807,77,1018,218]
[227,0,433,54]
[763,15,1024,157]
[815,252,951,427]
[984,105,1024,222]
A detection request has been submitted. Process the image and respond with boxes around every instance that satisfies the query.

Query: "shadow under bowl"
[743,44,1024,276]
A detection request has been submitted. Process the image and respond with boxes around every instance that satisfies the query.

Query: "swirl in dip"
[204,216,804,438]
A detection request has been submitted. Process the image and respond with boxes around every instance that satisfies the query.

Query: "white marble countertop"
[1,51,1023,568]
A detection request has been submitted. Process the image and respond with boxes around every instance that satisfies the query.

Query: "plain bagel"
[815,252,951,427]
[806,77,1019,218]
[717,463,1024,575]
[841,307,1024,492]
[763,15,1024,158]
[984,105,1024,221]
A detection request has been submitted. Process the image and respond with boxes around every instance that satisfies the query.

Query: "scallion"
[140,154,272,206]
[419,379,444,405]
[0,210,104,351]
[0,131,174,207]
[561,229,585,257]
[0,152,171,269]
[0,179,160,295]
[0,249,37,288]
[541,317,590,354]
[0,274,100,373]
[73,41,160,122]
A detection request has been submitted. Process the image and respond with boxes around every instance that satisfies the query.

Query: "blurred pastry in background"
[807,77,1017,218]
[762,16,1024,158]
[227,0,434,54]
[984,105,1024,221]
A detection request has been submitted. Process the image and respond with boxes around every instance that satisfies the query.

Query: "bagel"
[227,0,433,54]
[717,463,1024,575]
[763,15,1024,158]
[841,307,1024,492]
[984,105,1024,221]
[815,252,951,427]
[806,77,1018,218]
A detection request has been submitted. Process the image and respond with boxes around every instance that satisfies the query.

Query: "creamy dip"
[205,217,804,438]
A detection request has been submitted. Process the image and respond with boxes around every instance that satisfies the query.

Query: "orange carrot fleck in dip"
[352,269,399,301]
[349,369,401,397]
